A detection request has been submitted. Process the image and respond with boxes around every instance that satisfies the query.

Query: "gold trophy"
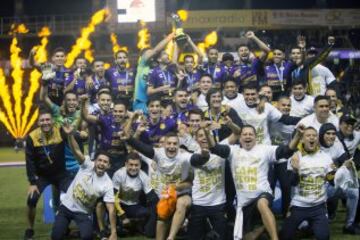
[171,13,187,46]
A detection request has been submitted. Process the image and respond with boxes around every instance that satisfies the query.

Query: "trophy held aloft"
[171,13,188,46]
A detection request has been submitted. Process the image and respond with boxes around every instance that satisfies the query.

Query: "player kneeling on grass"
[207,124,303,240]
[112,152,158,237]
[51,123,117,240]
[280,127,335,240]
[122,130,210,240]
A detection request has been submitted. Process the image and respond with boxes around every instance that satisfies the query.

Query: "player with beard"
[64,57,89,96]
[286,36,335,95]
[171,89,196,124]
[200,47,226,89]
[148,50,178,103]
[51,122,117,240]
[194,74,213,111]
[236,83,300,145]
[296,95,339,132]
[105,50,135,106]
[231,31,271,91]
[112,152,158,237]
[86,88,113,158]
[24,109,72,240]
[122,131,210,240]
[280,127,336,240]
[85,59,109,109]
[206,124,303,240]
[265,47,291,100]
[290,80,314,118]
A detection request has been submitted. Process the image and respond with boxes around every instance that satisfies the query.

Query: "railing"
[0,14,92,36]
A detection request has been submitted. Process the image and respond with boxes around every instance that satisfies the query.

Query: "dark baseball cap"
[307,46,318,55]
[340,114,357,125]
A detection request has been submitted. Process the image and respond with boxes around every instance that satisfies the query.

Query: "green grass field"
[0,147,358,239]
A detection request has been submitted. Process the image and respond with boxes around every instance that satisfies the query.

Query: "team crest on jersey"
[160,123,166,130]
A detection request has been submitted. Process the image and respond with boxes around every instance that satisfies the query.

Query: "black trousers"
[27,172,71,208]
[187,204,227,240]
[280,204,329,240]
[269,162,292,217]
[51,205,93,240]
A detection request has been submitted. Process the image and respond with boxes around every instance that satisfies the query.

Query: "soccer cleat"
[23,228,34,240]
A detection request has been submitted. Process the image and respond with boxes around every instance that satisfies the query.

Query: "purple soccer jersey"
[105,67,135,101]
[98,113,127,155]
[135,117,178,145]
[182,69,202,92]
[200,63,226,89]
[148,65,177,100]
[48,67,71,106]
[231,58,264,89]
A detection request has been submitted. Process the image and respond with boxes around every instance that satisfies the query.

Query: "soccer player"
[236,83,300,144]
[105,50,135,106]
[222,78,244,118]
[288,36,335,95]
[147,50,178,103]
[204,88,243,142]
[64,56,89,96]
[259,84,274,102]
[51,123,117,240]
[269,95,295,217]
[24,109,71,240]
[297,95,339,132]
[44,47,72,106]
[178,54,202,93]
[280,127,335,240]
[187,127,227,240]
[112,152,158,237]
[306,45,337,96]
[231,31,270,91]
[133,96,177,145]
[325,88,347,117]
[207,124,303,240]
[265,47,289,100]
[200,47,226,89]
[171,89,195,124]
[290,80,314,118]
[194,74,213,111]
[133,32,175,113]
[123,132,209,240]
[81,95,128,176]
[338,114,360,157]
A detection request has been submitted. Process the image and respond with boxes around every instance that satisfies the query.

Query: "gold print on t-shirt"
[72,183,97,208]
[234,156,259,191]
[299,167,326,198]
[196,167,223,193]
